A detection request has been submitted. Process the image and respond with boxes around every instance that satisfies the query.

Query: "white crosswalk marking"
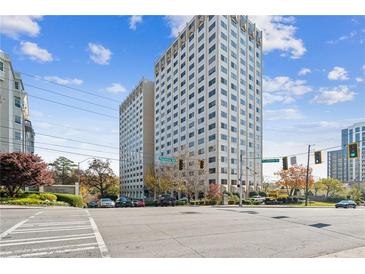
[0,208,106,258]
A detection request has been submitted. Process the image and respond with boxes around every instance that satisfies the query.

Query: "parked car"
[115,196,129,207]
[335,200,357,208]
[98,198,115,208]
[157,195,176,206]
[133,199,145,207]
[252,196,266,202]
[87,201,98,208]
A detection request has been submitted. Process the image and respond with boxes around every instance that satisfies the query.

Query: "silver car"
[97,198,115,208]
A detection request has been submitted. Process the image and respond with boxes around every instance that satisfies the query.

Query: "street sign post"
[261,158,280,163]
[158,156,176,164]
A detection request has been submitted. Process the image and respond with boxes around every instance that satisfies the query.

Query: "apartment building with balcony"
[153,15,263,196]
[0,51,35,154]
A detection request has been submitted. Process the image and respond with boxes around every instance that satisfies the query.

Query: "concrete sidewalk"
[318,246,365,258]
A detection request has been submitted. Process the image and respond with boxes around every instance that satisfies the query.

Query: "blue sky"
[0,15,364,179]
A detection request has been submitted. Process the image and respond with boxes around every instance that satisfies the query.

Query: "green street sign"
[158,156,176,163]
[262,158,280,163]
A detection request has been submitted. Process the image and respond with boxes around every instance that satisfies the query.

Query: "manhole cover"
[272,216,289,219]
[309,223,331,228]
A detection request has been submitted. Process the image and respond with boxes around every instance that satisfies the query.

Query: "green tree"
[347,185,363,204]
[82,159,118,197]
[317,178,343,198]
[49,156,77,185]
[144,166,159,198]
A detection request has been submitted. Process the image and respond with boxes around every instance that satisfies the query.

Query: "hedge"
[39,193,57,202]
[0,197,68,206]
[55,193,83,207]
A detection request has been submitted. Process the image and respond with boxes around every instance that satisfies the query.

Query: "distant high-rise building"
[327,121,365,184]
[119,79,154,198]
[153,16,263,196]
[0,51,35,154]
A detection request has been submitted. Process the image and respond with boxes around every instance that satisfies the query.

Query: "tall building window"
[0,61,3,71]
[14,131,21,141]
[15,81,19,90]
[15,115,21,124]
[14,97,21,108]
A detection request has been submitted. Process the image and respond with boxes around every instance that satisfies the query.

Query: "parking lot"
[1,206,365,257]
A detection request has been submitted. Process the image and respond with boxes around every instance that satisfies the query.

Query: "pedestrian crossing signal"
[348,143,358,159]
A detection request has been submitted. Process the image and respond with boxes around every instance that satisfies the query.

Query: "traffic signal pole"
[305,144,311,206]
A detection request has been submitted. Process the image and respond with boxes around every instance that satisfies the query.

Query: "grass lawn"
[284,201,335,207]
[0,197,69,206]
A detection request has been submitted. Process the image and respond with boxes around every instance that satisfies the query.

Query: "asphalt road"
[1,206,364,258]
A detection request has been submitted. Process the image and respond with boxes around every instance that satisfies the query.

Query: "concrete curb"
[317,246,365,258]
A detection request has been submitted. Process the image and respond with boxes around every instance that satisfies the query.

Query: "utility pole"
[239,152,243,207]
[305,144,311,206]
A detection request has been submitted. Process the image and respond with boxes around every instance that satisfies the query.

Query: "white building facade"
[328,121,365,184]
[154,16,263,195]
[0,51,35,154]
[119,79,154,198]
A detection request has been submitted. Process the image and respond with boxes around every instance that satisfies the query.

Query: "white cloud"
[263,93,295,105]
[87,43,112,65]
[328,66,349,81]
[129,16,143,30]
[362,65,365,72]
[102,83,127,93]
[44,76,83,86]
[19,41,53,63]
[311,85,356,105]
[250,16,306,59]
[264,76,312,96]
[298,68,311,76]
[264,108,304,121]
[0,16,42,39]
[327,30,358,44]
[355,77,363,82]
[164,16,193,37]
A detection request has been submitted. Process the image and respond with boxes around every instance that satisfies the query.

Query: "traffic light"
[179,159,184,170]
[282,156,288,170]
[314,151,322,164]
[348,143,358,159]
[199,160,204,169]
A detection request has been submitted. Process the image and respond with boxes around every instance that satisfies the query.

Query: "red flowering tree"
[206,183,222,202]
[0,152,54,197]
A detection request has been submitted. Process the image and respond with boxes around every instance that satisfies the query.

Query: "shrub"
[258,191,267,197]
[249,191,258,197]
[55,193,83,207]
[145,200,157,207]
[27,193,41,199]
[176,200,186,206]
[39,193,57,202]
[190,200,199,206]
[0,197,68,206]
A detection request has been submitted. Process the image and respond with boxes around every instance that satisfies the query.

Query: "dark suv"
[157,195,176,206]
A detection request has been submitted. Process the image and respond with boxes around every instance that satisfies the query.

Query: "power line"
[0,79,119,112]
[0,125,119,150]
[27,94,118,120]
[0,137,119,156]
[3,69,121,104]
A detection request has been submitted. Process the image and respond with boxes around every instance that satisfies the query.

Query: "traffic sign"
[158,156,176,163]
[262,158,280,163]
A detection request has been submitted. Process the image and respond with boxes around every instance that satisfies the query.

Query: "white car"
[252,196,266,202]
[98,198,115,208]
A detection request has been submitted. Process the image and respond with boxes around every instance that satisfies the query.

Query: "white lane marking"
[12,226,92,234]
[8,246,98,258]
[86,209,110,258]
[0,233,94,243]
[22,221,89,227]
[0,210,44,239]
[0,242,97,256]
[0,235,96,247]
[15,224,91,232]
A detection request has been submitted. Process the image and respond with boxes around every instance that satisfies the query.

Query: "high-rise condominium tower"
[153,16,263,196]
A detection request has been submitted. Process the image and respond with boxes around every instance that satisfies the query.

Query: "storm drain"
[309,223,331,228]
[272,216,289,219]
